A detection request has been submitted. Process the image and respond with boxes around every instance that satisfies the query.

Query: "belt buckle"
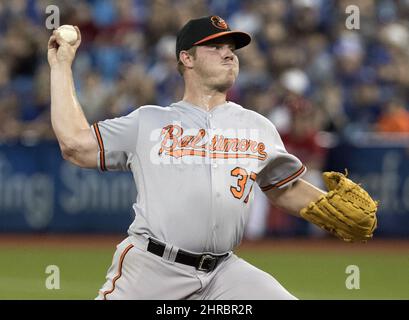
[198,254,217,272]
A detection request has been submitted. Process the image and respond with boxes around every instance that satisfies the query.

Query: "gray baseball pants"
[96,235,297,300]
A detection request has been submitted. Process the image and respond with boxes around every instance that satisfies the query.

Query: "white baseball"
[56,25,78,45]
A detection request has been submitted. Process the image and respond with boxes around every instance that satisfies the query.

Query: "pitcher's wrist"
[50,61,73,71]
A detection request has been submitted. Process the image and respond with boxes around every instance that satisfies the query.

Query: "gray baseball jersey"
[91,100,306,254]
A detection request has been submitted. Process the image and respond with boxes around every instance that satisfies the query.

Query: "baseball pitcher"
[47,16,378,300]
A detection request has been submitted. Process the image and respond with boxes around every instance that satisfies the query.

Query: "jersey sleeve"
[91,109,140,172]
[257,122,306,191]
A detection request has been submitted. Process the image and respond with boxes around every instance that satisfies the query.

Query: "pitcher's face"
[192,37,239,91]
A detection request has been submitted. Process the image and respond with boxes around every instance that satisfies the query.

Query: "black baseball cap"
[176,15,251,60]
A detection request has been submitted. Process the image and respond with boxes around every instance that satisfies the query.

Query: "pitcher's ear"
[179,50,195,69]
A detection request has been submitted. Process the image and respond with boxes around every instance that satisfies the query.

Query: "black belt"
[147,238,228,273]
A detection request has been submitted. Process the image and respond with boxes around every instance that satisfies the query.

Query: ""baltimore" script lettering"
[158,125,267,160]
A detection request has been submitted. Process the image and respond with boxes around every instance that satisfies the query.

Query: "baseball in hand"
[56,25,78,45]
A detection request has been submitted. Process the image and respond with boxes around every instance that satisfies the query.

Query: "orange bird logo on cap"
[211,16,228,30]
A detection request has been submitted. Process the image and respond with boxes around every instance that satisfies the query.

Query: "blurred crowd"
[1,0,409,145]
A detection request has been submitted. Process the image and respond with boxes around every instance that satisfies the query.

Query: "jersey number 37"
[230,167,257,204]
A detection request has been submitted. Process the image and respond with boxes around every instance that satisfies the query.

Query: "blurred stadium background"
[0,0,408,299]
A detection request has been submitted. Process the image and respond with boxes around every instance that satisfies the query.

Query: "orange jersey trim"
[261,165,306,191]
[162,149,266,160]
[209,152,265,160]
[92,123,107,171]
[103,244,134,300]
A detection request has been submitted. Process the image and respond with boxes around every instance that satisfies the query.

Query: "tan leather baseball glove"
[300,171,378,242]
